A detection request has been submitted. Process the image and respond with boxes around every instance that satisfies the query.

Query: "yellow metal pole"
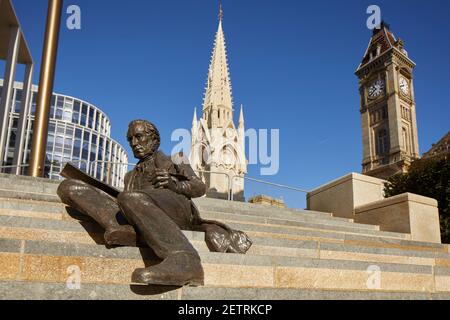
[29,0,63,177]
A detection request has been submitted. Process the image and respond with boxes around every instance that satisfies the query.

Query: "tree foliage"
[384,153,450,243]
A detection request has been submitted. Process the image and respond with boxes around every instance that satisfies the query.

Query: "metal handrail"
[89,160,136,176]
[230,175,310,202]
[0,164,30,170]
[0,159,90,171]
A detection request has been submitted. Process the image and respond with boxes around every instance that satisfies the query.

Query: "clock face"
[368,80,385,99]
[399,77,410,95]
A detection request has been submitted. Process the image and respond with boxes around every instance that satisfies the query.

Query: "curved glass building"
[0,79,129,188]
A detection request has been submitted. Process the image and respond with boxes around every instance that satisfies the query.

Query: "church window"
[382,106,388,119]
[376,129,389,156]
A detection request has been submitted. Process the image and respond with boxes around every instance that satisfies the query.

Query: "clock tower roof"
[358,22,397,70]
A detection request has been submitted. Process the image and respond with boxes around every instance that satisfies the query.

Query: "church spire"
[202,4,234,128]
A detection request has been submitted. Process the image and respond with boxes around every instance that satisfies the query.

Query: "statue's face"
[127,123,154,160]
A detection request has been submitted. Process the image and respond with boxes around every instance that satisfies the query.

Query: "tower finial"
[219,3,223,22]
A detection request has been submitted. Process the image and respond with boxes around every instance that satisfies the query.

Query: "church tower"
[356,22,420,179]
[190,5,247,201]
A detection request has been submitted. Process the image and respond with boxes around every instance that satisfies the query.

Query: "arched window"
[402,128,410,153]
[376,129,389,156]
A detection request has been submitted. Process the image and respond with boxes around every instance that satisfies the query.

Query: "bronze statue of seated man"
[57,120,252,287]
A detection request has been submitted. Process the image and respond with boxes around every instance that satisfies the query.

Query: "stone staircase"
[0,173,450,300]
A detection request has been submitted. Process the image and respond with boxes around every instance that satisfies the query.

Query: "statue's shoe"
[104,225,137,247]
[131,252,204,287]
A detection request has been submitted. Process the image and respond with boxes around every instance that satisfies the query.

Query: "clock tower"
[356,22,420,179]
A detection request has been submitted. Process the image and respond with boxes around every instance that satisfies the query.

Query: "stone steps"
[0,209,411,249]
[0,187,352,225]
[3,281,449,300]
[1,173,449,300]
[0,211,448,266]
[0,174,60,195]
[0,203,404,240]
[1,237,449,294]
[0,196,379,235]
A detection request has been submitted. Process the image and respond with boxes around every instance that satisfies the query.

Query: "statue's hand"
[153,169,178,192]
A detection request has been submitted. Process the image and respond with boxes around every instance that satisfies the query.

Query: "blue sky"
[9,0,450,208]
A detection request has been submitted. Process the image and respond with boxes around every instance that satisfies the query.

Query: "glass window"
[12,118,18,129]
[80,114,87,127]
[14,90,22,113]
[73,139,81,158]
[73,101,81,113]
[376,129,390,156]
[91,133,97,145]
[31,94,37,116]
[72,112,80,124]
[82,150,89,161]
[55,136,64,148]
[50,105,56,118]
[47,134,55,147]
[65,138,73,149]
[55,108,63,120]
[66,127,74,137]
[56,96,64,108]
[8,131,16,148]
[53,146,63,155]
[88,108,95,129]
[63,109,72,122]
[81,104,88,116]
[56,125,65,135]
[64,98,73,108]
[49,123,56,134]
[75,128,82,139]
[63,148,72,158]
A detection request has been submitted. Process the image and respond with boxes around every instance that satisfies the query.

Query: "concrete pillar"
[0,26,20,168]
[13,63,34,174]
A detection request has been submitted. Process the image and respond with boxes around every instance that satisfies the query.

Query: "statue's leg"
[57,179,137,247]
[117,191,204,287]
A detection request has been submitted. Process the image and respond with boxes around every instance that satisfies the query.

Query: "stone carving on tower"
[190,6,247,201]
[356,22,420,179]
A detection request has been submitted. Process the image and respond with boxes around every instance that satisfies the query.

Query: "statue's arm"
[173,164,206,199]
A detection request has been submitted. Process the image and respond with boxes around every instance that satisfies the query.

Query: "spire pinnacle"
[239,105,245,127]
[219,3,223,22]
[193,107,198,125]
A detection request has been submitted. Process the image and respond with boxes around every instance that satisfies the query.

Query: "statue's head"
[127,120,161,160]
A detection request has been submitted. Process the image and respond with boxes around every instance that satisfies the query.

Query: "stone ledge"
[355,193,439,214]
[354,193,441,244]
[307,173,385,198]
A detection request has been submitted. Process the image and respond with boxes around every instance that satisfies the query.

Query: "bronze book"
[60,163,121,198]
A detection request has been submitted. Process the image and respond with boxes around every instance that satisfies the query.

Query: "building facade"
[356,22,420,179]
[423,131,450,159]
[0,80,129,188]
[190,7,247,201]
